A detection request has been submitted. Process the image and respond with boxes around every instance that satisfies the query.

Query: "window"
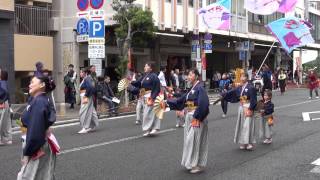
[167,0,182,4]
[309,13,320,40]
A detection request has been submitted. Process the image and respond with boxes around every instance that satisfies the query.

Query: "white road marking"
[11,114,136,135]
[59,128,176,155]
[302,111,320,121]
[310,158,320,173]
[275,99,320,110]
[310,166,320,174]
[311,158,320,166]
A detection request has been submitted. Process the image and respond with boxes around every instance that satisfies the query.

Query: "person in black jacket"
[97,76,118,117]
[259,89,274,144]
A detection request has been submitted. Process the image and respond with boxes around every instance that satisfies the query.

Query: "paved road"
[1,89,320,180]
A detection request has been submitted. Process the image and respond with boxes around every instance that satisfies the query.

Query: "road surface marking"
[311,158,320,166]
[11,114,136,135]
[275,99,320,110]
[310,158,320,173]
[59,128,176,155]
[302,111,320,121]
[310,166,320,174]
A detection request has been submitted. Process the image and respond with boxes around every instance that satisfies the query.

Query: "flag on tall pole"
[244,0,298,15]
[266,17,314,53]
[198,0,231,30]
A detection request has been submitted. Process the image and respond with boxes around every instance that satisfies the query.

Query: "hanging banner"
[244,0,298,15]
[266,17,314,53]
[198,0,231,30]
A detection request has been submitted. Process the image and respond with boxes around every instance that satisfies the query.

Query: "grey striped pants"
[181,112,208,169]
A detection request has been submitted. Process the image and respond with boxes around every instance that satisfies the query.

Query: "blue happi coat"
[167,82,209,121]
[131,72,161,100]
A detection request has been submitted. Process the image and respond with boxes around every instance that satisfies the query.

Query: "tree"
[112,0,155,76]
[112,0,155,106]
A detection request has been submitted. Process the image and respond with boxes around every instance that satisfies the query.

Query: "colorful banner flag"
[198,0,231,30]
[266,17,315,53]
[244,0,297,15]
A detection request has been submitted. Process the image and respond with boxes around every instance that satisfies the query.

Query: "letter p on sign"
[89,20,105,38]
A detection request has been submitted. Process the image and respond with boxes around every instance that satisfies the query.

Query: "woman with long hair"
[78,68,99,134]
[17,75,57,180]
[167,69,210,174]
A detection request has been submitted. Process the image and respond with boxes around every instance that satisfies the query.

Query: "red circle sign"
[90,0,104,9]
[77,0,89,11]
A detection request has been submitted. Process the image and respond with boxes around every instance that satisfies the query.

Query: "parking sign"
[77,18,89,35]
[89,20,105,38]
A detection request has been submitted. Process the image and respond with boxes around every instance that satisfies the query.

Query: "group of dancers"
[0,62,278,180]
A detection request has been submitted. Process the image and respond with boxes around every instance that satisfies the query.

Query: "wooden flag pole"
[256,41,276,75]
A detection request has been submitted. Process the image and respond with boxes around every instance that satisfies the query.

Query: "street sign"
[77,0,89,11]
[77,18,89,35]
[89,10,104,19]
[88,38,105,44]
[77,35,89,42]
[77,11,89,18]
[90,59,103,76]
[239,50,246,61]
[89,20,105,38]
[90,0,104,9]
[88,44,105,59]
[203,44,213,53]
[244,41,250,51]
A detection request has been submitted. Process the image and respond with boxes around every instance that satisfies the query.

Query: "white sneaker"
[316,96,319,99]
[86,128,93,132]
[135,120,141,125]
[176,124,180,128]
[264,139,272,144]
[78,128,88,134]
[246,144,254,150]
[222,114,226,118]
[150,129,159,135]
[239,145,245,150]
[190,167,203,174]
[143,131,150,137]
[309,97,312,100]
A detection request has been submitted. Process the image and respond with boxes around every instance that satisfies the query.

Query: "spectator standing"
[64,64,77,109]
[0,70,12,145]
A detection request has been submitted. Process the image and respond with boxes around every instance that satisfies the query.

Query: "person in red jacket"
[307,70,319,99]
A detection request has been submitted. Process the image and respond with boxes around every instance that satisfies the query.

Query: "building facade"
[0,0,15,101]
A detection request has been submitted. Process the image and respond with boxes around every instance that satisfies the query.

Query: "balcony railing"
[14,4,52,36]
